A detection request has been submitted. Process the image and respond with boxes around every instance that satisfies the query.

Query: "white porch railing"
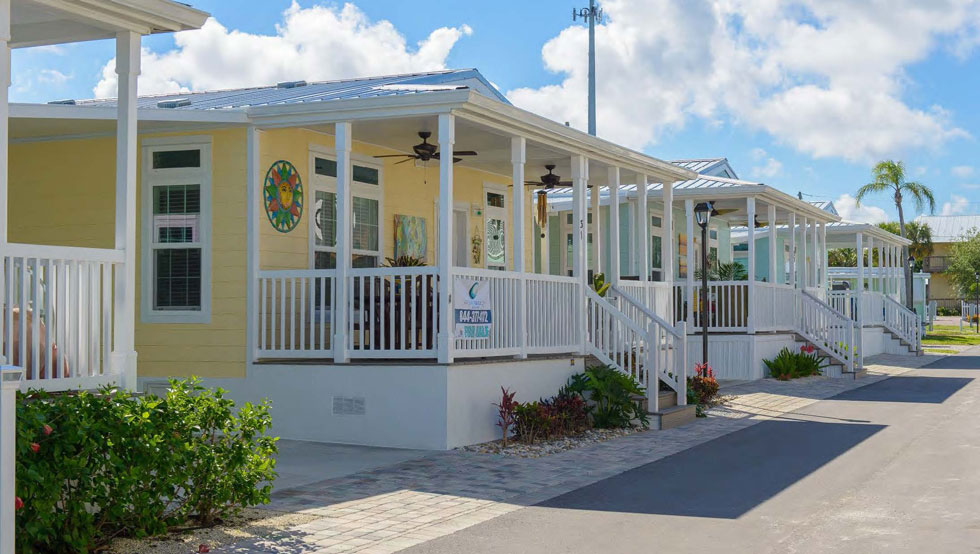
[754,282,797,331]
[1,244,123,391]
[827,290,858,321]
[617,281,673,322]
[257,269,337,358]
[797,290,855,371]
[608,285,687,409]
[883,295,921,352]
[862,291,886,325]
[348,267,440,359]
[675,281,750,332]
[525,273,580,354]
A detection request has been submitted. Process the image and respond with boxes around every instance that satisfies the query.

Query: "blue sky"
[11,0,980,222]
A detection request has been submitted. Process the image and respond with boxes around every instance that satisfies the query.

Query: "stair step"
[651,404,697,430]
[842,368,868,380]
[632,390,678,414]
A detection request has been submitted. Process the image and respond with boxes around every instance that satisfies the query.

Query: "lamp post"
[974,270,979,335]
[907,255,915,310]
[694,201,713,365]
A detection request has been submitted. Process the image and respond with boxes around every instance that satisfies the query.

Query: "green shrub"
[15,378,277,553]
[567,366,649,429]
[763,346,828,380]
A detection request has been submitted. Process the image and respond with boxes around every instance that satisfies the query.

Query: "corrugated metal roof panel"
[915,214,980,242]
[671,158,726,173]
[74,68,508,110]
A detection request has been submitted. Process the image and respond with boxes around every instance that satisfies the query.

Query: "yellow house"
[5,69,704,448]
[917,214,980,311]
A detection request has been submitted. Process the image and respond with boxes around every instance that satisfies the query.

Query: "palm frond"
[902,181,936,215]
[855,182,889,205]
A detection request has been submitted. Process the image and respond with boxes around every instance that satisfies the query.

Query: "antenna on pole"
[573,0,602,136]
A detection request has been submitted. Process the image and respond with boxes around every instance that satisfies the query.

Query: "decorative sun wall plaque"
[264,160,304,233]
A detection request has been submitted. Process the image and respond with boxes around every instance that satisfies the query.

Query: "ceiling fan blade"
[453,150,478,156]
[451,157,463,163]
[394,157,415,165]
[559,181,573,186]
[525,181,544,185]
[373,154,415,159]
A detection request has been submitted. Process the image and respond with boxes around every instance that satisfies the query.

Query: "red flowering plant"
[687,362,720,417]
[493,387,518,447]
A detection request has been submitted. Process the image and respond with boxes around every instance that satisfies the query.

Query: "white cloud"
[506,0,974,161]
[835,193,889,224]
[952,165,975,178]
[748,148,782,178]
[37,69,69,85]
[94,2,472,98]
[941,194,971,215]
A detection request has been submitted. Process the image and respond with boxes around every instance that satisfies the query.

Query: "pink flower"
[29,443,40,454]
[800,345,807,353]
[42,424,53,436]
[198,545,210,553]
[806,345,815,354]
[14,497,23,511]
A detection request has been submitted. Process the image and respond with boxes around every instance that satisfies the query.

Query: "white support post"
[867,236,874,294]
[437,115,455,363]
[685,199,695,325]
[663,180,674,319]
[511,137,527,359]
[590,170,601,276]
[571,155,589,353]
[820,222,828,290]
[789,213,797,288]
[637,174,649,283]
[246,127,261,363]
[856,232,865,368]
[746,198,756,334]
[801,217,808,289]
[333,122,353,363]
[810,220,818,289]
[111,31,141,391]
[608,167,620,283]
[768,204,777,284]
[1,367,22,554]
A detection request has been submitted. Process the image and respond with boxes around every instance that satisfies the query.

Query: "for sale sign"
[454,279,492,339]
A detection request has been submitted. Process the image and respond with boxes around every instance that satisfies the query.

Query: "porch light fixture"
[694,202,714,366]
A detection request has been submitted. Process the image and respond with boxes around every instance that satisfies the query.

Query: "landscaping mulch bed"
[460,427,645,458]
[108,508,319,554]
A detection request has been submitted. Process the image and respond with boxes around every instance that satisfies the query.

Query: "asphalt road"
[404,351,980,553]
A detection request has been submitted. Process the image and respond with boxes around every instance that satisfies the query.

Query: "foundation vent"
[332,396,366,416]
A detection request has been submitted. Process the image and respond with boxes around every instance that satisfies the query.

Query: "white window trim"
[307,145,384,269]
[140,136,212,324]
[483,182,508,270]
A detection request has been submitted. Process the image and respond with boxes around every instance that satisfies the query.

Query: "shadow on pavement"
[537,420,884,519]
[831,376,972,404]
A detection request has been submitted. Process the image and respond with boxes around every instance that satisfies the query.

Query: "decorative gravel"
[460,427,645,458]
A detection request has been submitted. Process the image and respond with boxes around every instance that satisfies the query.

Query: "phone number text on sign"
[454,279,492,339]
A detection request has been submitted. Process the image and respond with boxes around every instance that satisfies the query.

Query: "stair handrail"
[798,290,856,373]
[882,295,921,353]
[607,284,688,409]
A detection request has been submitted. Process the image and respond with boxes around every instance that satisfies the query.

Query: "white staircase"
[882,295,922,355]
[796,290,858,374]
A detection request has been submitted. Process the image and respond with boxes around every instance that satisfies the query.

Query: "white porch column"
[867,236,874,294]
[571,155,589,353]
[590,171,601,276]
[767,204,777,284]
[746,198,756,334]
[112,31,141,390]
[511,137,527,359]
[637,174,649,282]
[333,122,353,363]
[789,212,797,288]
[608,167,620,283]
[663,179,674,285]
[685,199,695,324]
[810,220,818,289]
[246,127,261,362]
[820,222,828,290]
[0,0,9,250]
[801,216,808,289]
[1,367,21,554]
[856,232,865,367]
[437,114,455,363]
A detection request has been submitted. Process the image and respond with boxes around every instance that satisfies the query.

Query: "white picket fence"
[0,244,123,390]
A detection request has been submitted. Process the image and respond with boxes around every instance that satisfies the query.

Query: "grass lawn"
[923,348,958,355]
[923,325,980,347]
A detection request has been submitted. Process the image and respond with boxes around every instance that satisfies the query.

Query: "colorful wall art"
[394,214,427,259]
[264,160,304,233]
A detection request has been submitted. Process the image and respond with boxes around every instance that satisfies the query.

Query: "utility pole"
[573,1,602,136]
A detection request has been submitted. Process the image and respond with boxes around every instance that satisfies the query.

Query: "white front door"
[453,207,468,267]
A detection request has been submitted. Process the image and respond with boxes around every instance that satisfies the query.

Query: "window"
[141,139,211,324]
[310,153,383,269]
[485,187,507,270]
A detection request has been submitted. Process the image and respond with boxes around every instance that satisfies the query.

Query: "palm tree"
[877,221,933,269]
[856,161,935,307]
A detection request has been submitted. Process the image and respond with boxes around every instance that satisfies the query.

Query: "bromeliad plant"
[687,362,720,417]
[764,344,829,380]
[592,273,611,297]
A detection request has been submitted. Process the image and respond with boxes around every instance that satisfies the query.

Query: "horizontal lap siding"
[9,129,250,380]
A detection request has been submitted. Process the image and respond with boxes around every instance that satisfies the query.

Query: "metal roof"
[809,200,838,215]
[731,220,910,247]
[71,68,509,110]
[914,214,980,243]
[671,158,728,174]
[545,174,760,198]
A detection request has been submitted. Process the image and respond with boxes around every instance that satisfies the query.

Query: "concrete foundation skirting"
[141,357,585,451]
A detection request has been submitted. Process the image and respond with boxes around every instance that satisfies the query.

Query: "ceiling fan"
[523,164,573,191]
[373,131,477,164]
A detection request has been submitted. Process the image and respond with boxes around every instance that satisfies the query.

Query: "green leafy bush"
[764,345,828,380]
[506,390,589,445]
[15,378,277,553]
[567,366,649,429]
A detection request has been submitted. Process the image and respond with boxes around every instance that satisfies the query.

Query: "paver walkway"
[221,353,941,554]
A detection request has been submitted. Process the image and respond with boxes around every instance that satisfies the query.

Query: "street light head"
[907,255,915,268]
[694,201,713,229]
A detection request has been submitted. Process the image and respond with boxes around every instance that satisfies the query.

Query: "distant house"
[915,214,980,310]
